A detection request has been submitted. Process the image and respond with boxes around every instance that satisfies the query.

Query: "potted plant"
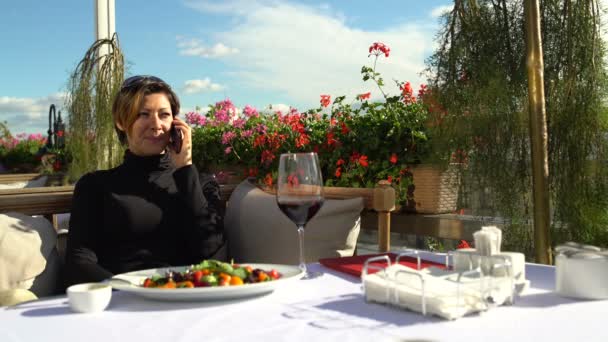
[188,42,457,212]
[0,133,47,173]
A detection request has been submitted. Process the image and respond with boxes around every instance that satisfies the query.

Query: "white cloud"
[183,0,438,108]
[430,5,453,18]
[0,93,67,134]
[183,78,225,94]
[263,103,291,114]
[177,36,239,58]
[183,0,268,15]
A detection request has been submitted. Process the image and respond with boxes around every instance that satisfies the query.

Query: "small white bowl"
[67,283,112,313]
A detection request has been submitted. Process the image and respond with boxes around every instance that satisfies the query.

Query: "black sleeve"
[173,165,225,262]
[64,173,113,286]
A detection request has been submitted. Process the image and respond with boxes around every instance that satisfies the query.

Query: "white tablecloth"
[1,253,607,342]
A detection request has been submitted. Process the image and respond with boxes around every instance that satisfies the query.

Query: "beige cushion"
[0,289,38,307]
[225,180,363,264]
[0,212,59,296]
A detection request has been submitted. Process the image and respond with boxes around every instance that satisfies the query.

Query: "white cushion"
[0,212,59,296]
[225,180,363,264]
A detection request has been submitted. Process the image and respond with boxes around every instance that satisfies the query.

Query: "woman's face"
[123,93,173,156]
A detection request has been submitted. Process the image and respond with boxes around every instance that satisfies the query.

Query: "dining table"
[1,251,606,342]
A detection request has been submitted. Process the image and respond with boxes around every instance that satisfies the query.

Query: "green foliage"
[427,0,608,254]
[65,33,125,181]
[0,121,11,140]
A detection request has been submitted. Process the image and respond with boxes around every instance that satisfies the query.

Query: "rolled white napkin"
[474,228,501,256]
[482,226,502,252]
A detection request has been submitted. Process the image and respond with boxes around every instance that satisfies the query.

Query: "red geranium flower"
[389,153,398,164]
[264,173,273,187]
[358,155,369,167]
[456,240,471,249]
[335,167,342,178]
[368,42,390,57]
[357,92,371,101]
[340,122,349,135]
[261,150,275,165]
[320,94,331,108]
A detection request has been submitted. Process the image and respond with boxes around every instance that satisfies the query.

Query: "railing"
[0,176,399,252]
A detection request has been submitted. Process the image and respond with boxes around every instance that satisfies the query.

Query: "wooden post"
[373,180,395,252]
[524,0,552,264]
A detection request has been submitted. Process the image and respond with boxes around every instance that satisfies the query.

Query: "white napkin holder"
[453,249,529,294]
[555,242,608,300]
[361,251,515,320]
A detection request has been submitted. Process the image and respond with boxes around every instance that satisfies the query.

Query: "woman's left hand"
[168,117,193,168]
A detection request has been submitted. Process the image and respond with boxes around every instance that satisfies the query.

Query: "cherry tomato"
[192,270,203,283]
[269,269,280,279]
[143,278,156,288]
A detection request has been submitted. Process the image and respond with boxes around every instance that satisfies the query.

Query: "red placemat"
[319,253,447,278]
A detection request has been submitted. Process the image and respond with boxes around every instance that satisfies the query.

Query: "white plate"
[109,263,303,301]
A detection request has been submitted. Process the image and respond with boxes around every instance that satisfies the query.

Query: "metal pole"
[524,0,552,264]
[95,0,115,59]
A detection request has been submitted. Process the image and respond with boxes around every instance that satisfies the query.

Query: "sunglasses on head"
[120,75,169,90]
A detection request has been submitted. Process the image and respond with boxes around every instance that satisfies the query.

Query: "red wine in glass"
[278,199,324,227]
[276,153,324,277]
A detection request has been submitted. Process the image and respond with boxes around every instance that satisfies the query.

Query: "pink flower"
[185,111,208,126]
[224,146,232,154]
[243,105,259,118]
[232,118,246,129]
[221,131,237,145]
[255,124,267,134]
[214,109,230,123]
[241,129,254,138]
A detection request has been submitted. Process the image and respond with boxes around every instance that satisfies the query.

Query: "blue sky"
[0,0,453,135]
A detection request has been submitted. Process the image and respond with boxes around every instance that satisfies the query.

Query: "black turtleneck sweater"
[64,151,225,286]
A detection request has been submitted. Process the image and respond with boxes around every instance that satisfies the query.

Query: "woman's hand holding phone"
[168,117,192,168]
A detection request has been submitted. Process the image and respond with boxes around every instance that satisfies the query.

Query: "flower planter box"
[406,164,460,214]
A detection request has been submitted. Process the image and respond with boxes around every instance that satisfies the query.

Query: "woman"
[64,75,225,286]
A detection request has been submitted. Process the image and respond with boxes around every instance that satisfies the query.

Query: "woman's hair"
[112,76,180,145]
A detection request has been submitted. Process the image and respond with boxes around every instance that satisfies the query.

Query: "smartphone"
[170,125,183,153]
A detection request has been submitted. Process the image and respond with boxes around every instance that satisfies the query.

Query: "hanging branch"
[65,33,125,180]
[427,0,608,256]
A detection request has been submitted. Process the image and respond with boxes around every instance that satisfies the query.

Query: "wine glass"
[276,152,324,277]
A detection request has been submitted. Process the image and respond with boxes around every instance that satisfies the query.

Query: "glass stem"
[297,225,306,274]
